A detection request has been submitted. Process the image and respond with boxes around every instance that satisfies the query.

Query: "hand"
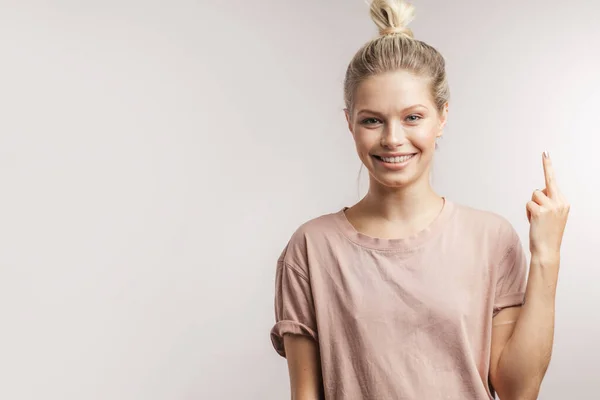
[526,152,570,259]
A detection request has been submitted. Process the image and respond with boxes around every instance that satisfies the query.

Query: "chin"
[373,175,416,189]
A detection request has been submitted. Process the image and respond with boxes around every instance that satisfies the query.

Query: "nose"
[380,121,406,148]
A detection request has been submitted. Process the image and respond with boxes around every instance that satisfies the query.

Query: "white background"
[0,0,598,399]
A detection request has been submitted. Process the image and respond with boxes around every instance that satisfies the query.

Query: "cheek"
[411,126,438,150]
[353,130,378,152]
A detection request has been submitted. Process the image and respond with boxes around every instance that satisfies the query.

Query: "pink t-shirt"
[271,199,528,399]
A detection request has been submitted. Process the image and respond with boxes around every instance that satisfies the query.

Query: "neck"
[360,176,443,223]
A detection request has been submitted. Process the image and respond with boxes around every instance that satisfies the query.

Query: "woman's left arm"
[490,152,570,400]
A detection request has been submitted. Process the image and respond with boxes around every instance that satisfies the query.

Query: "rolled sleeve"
[270,261,318,357]
[493,227,528,317]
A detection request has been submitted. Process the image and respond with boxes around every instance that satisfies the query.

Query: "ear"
[438,102,449,134]
[344,108,354,135]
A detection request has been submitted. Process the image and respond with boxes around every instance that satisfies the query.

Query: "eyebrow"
[356,104,429,116]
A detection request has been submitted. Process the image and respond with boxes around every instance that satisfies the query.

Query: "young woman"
[270,1,570,399]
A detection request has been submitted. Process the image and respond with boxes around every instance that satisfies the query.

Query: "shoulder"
[450,202,520,250]
[277,210,343,271]
[452,202,515,232]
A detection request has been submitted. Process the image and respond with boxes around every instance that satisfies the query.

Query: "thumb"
[526,200,541,222]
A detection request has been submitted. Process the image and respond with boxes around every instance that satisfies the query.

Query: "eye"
[360,117,382,125]
[406,115,422,123]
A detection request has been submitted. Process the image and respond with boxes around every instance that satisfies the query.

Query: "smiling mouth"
[373,154,416,164]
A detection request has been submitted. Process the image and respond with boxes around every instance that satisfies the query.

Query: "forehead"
[354,70,433,110]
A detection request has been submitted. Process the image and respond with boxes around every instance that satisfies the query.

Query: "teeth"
[381,154,414,163]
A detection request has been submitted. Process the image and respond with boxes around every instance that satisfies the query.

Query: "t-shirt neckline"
[334,197,455,251]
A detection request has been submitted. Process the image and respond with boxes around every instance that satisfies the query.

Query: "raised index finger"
[543,151,558,197]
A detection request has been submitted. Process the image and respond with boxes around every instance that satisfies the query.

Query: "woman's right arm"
[283,334,324,400]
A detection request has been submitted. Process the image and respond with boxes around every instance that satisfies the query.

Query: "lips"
[374,154,416,163]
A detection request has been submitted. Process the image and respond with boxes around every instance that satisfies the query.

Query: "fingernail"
[543,151,550,159]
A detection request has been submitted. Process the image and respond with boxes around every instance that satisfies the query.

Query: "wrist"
[528,251,560,298]
[531,250,560,266]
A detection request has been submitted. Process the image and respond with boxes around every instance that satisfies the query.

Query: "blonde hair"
[344,0,450,115]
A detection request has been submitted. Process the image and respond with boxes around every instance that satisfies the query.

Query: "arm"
[490,152,568,399]
[283,334,324,400]
[271,258,322,399]
[490,254,558,399]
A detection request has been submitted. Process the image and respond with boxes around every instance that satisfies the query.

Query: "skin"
[283,69,569,400]
[283,335,323,400]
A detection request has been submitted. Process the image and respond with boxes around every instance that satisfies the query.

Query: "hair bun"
[369,0,416,38]
[380,26,413,37]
